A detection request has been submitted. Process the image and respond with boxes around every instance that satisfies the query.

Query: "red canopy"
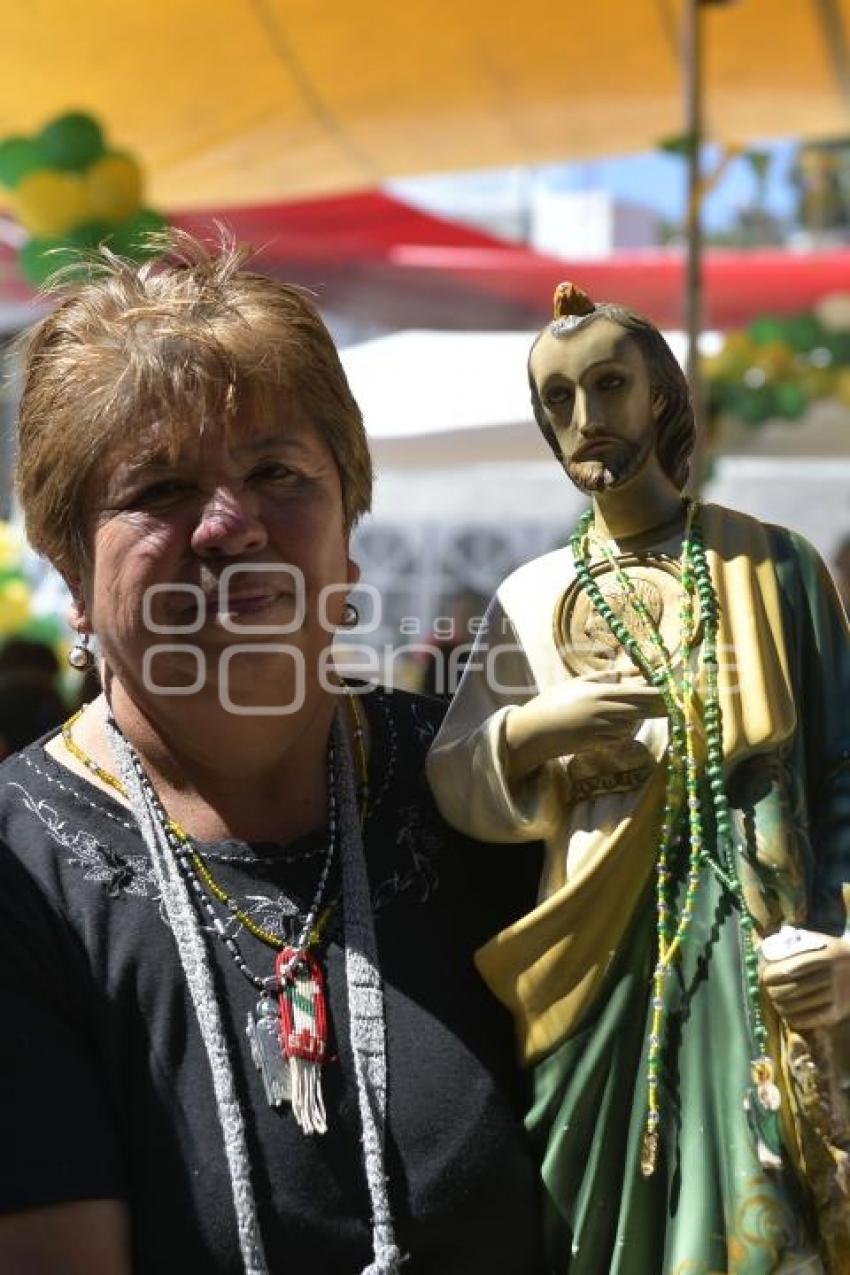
[174,193,850,330]
[3,191,850,331]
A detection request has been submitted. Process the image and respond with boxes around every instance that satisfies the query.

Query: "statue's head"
[528,282,695,495]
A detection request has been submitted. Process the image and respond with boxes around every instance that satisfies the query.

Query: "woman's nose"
[191,487,268,557]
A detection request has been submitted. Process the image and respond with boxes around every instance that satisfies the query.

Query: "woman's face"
[71,400,358,717]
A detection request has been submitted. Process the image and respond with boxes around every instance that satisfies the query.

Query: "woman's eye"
[250,462,297,483]
[132,479,192,506]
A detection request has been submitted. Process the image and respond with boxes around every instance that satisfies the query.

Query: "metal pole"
[684,0,704,448]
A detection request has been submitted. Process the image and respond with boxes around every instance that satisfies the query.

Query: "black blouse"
[0,685,545,1273]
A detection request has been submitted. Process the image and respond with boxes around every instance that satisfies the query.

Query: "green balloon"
[69,219,113,248]
[731,385,775,425]
[19,615,62,645]
[826,331,850,365]
[0,135,47,187]
[747,316,786,347]
[17,238,63,287]
[17,235,93,286]
[707,379,736,414]
[38,112,105,171]
[773,380,808,420]
[784,312,825,353]
[109,207,167,258]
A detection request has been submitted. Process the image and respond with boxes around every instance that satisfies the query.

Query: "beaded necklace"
[61,691,369,1131]
[570,501,779,1178]
[105,706,400,1273]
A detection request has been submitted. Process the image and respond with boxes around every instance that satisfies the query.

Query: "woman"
[0,235,544,1274]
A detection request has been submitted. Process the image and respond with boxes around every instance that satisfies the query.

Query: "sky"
[391,138,799,239]
[546,139,798,233]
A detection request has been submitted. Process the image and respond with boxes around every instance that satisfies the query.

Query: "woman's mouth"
[163,590,283,624]
[216,592,278,617]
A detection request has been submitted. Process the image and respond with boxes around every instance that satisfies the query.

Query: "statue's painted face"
[530,318,656,494]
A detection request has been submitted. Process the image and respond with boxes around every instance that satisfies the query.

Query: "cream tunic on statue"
[427,521,684,900]
[427,503,803,1068]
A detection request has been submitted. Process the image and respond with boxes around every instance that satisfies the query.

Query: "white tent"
[340,328,723,467]
[341,331,549,469]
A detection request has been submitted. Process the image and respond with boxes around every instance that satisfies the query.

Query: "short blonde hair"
[15,231,372,578]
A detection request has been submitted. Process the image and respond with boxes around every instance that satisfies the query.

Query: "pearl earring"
[68,632,94,671]
[341,601,360,628]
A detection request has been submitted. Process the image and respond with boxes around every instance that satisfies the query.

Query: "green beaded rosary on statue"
[570,499,781,1179]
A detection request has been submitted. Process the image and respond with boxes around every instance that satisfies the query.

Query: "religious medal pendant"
[246,994,291,1108]
[752,1055,782,1112]
[276,947,329,1136]
[640,1121,659,1177]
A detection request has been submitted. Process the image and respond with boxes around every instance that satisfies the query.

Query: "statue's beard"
[565,434,654,494]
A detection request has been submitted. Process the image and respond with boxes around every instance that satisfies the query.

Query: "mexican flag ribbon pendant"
[276,946,329,1135]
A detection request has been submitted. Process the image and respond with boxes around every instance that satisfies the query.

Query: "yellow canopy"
[2,0,850,209]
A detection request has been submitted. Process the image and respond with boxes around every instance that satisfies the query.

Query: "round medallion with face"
[553,554,701,679]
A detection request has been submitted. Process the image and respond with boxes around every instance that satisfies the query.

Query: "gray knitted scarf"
[106,708,402,1274]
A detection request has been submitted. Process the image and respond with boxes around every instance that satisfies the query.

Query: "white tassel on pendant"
[289,1053,327,1135]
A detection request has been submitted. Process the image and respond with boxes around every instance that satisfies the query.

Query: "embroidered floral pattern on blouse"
[8,781,156,898]
[372,805,441,911]
[10,690,446,920]
[410,699,440,745]
[238,891,302,942]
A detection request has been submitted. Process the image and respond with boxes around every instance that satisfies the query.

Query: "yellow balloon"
[752,339,794,377]
[0,579,31,635]
[0,522,22,570]
[706,345,751,381]
[800,366,836,401]
[722,331,756,359]
[13,169,92,237]
[85,153,142,224]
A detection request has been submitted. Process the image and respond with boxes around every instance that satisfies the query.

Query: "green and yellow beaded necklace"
[570,500,780,1178]
[62,693,368,950]
[61,691,370,1129]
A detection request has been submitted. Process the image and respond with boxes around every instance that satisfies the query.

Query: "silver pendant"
[757,1081,782,1112]
[246,997,291,1107]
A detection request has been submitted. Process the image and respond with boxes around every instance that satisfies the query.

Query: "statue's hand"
[760,933,850,1030]
[504,678,666,781]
